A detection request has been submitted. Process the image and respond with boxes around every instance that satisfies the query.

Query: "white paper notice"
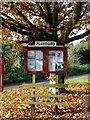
[28,59,35,70]
[28,51,35,57]
[28,50,43,71]
[36,51,43,60]
[36,51,43,71]
[56,51,63,63]
[48,51,56,71]
[48,51,64,72]
[36,60,43,71]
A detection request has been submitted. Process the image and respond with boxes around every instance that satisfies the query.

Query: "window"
[48,51,64,72]
[27,50,43,71]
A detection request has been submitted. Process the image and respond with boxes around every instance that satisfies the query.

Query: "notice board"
[24,46,67,74]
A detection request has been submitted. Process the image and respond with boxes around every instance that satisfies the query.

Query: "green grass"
[65,75,90,93]
[65,75,89,83]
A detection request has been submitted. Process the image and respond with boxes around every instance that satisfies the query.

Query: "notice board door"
[24,47,48,74]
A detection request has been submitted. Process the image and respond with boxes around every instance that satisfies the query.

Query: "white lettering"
[35,41,57,46]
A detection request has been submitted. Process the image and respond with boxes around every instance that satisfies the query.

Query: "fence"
[21,74,68,116]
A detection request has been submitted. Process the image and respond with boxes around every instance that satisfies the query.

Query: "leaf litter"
[0,82,90,119]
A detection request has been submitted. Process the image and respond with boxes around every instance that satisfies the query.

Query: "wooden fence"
[21,74,68,116]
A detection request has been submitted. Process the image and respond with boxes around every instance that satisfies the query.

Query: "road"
[4,74,90,90]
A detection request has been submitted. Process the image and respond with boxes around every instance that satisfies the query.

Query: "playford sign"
[35,41,57,46]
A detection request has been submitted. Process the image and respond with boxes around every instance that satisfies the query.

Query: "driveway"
[4,74,90,90]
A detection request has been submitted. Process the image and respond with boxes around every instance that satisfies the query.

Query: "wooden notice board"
[24,46,67,74]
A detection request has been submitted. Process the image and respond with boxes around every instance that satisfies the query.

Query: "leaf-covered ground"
[0,82,90,120]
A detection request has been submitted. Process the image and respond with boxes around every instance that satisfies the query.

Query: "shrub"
[67,64,90,76]
[68,41,90,66]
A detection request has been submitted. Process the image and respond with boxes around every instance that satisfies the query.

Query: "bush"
[4,66,32,84]
[78,49,90,64]
[67,64,90,76]
[68,41,90,66]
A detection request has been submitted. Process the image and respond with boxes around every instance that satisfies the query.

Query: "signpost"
[23,41,68,115]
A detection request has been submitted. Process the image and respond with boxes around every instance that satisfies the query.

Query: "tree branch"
[60,2,84,44]
[2,21,33,36]
[71,2,84,26]
[17,10,36,28]
[52,2,60,28]
[44,2,52,27]
[36,2,50,26]
[26,3,40,16]
[67,30,90,44]
[58,9,73,24]
[2,12,31,31]
[28,9,39,16]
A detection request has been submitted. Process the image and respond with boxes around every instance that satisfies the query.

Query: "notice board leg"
[54,97,58,116]
[54,74,58,116]
[31,104,35,115]
[31,89,35,114]
[31,74,36,115]
[58,74,65,94]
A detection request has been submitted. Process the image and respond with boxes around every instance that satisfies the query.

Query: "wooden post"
[31,74,36,114]
[58,74,65,94]
[84,95,90,119]
[54,74,58,116]
[54,74,65,115]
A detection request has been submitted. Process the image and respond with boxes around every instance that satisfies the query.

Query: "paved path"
[65,73,90,80]
[4,74,90,90]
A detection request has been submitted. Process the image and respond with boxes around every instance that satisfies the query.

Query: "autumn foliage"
[0,82,90,119]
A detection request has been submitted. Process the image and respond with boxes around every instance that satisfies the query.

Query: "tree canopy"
[1,2,90,45]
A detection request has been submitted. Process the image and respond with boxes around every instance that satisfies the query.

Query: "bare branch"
[2,19,33,36]
[44,3,52,27]
[58,9,73,24]
[36,2,50,26]
[67,30,90,44]
[17,10,36,28]
[2,12,30,31]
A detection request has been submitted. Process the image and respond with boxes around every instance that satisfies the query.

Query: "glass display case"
[24,46,67,74]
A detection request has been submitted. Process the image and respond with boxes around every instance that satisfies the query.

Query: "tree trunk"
[48,73,65,94]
